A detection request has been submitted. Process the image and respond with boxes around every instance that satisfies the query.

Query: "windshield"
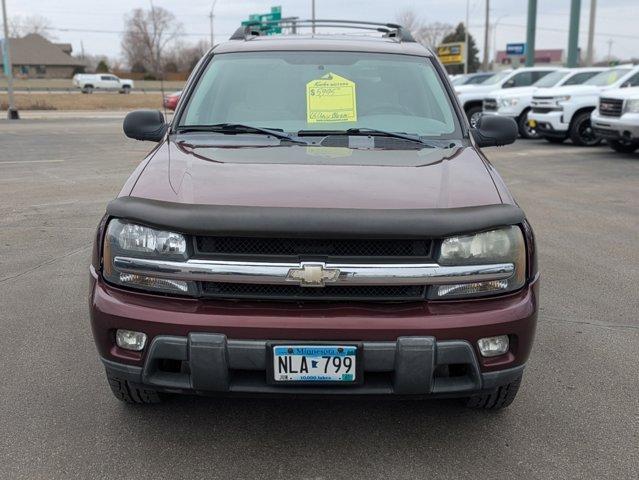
[584,68,632,86]
[480,71,511,85]
[534,70,569,88]
[179,52,459,138]
[451,75,467,86]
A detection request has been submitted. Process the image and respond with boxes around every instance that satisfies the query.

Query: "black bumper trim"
[102,334,525,396]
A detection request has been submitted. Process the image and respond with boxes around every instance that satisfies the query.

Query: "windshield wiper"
[176,124,307,145]
[297,127,434,147]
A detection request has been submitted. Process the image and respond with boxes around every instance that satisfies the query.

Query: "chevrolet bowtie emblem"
[286,263,341,287]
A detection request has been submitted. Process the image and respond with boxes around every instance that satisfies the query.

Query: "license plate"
[272,345,357,383]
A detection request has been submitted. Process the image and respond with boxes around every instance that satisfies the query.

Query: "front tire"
[465,374,522,410]
[518,110,540,139]
[569,111,601,146]
[609,139,638,153]
[466,106,483,128]
[107,375,161,404]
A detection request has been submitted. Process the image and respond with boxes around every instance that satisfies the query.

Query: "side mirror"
[471,115,518,148]
[123,110,168,142]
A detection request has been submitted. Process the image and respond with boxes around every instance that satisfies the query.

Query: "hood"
[535,84,602,97]
[127,139,503,210]
[489,86,537,98]
[599,87,639,100]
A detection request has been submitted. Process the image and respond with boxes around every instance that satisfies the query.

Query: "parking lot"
[0,117,637,479]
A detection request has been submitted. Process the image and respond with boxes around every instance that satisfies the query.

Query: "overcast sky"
[6,0,639,62]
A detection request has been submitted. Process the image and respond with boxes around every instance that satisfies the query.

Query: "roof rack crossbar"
[230,19,416,43]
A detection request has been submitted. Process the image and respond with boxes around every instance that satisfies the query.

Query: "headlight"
[431,226,526,299]
[554,95,571,105]
[103,219,195,295]
[499,97,519,108]
[623,99,639,114]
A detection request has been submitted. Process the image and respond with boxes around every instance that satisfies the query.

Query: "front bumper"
[102,334,526,396]
[528,111,569,137]
[591,111,639,140]
[482,109,518,119]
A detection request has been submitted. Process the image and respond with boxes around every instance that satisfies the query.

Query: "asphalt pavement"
[0,118,637,480]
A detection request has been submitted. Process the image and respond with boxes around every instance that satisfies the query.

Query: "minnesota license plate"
[272,345,357,383]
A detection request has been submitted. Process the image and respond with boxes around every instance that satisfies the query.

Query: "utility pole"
[607,39,614,61]
[567,0,581,67]
[482,0,490,71]
[1,0,18,119]
[586,0,596,66]
[209,0,218,48]
[311,0,316,34]
[464,0,469,74]
[525,0,537,67]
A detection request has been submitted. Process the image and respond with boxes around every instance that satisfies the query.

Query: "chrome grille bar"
[113,257,515,287]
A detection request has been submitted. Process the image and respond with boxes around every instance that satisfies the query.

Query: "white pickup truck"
[455,67,557,128]
[482,68,605,139]
[591,87,639,153]
[72,74,134,94]
[528,65,639,146]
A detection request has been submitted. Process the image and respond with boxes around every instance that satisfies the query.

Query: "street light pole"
[464,0,469,74]
[209,0,218,48]
[586,0,597,66]
[311,0,316,34]
[482,0,490,71]
[1,0,18,119]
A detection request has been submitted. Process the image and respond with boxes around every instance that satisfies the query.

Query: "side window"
[100,75,110,81]
[622,73,639,87]
[531,71,553,83]
[504,71,533,88]
[563,72,598,86]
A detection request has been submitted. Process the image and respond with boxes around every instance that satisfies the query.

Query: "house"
[3,33,85,79]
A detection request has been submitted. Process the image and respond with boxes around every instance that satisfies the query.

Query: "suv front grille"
[201,282,426,302]
[599,98,623,117]
[195,236,432,258]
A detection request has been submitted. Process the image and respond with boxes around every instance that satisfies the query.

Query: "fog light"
[477,335,509,357]
[116,329,147,351]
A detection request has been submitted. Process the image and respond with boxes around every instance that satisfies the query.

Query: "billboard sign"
[437,42,465,65]
[506,43,526,56]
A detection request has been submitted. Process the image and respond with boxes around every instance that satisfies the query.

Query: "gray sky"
[6,0,639,62]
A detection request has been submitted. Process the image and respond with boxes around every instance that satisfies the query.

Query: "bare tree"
[163,39,209,73]
[121,6,183,77]
[8,14,56,39]
[396,8,453,49]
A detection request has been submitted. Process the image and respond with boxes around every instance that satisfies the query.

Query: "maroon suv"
[90,21,538,409]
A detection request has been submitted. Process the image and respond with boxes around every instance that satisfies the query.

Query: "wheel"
[609,139,638,153]
[465,374,522,410]
[543,136,565,144]
[121,86,131,94]
[569,111,601,146]
[82,85,94,94]
[466,106,483,128]
[107,375,161,404]
[517,110,540,139]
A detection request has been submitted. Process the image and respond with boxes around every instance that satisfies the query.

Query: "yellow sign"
[437,42,465,65]
[306,73,357,124]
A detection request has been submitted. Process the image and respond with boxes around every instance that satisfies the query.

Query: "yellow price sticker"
[306,73,357,124]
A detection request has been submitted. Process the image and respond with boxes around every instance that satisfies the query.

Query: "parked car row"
[452,64,639,153]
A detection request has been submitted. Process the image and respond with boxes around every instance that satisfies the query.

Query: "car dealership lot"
[0,118,637,479]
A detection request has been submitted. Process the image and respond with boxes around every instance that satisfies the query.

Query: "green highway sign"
[242,6,282,35]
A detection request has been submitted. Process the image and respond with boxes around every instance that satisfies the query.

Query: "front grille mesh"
[196,236,431,258]
[201,282,426,301]
[599,98,623,117]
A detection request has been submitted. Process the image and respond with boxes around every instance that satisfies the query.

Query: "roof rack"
[230,19,416,43]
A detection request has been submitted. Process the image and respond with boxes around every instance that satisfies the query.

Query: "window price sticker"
[306,73,358,124]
